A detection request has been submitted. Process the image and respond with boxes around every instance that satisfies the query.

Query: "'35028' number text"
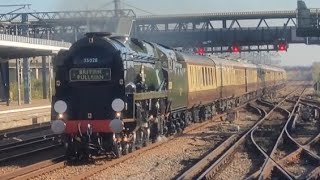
[83,58,98,63]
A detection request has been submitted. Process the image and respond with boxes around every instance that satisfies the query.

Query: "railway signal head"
[231,44,240,53]
[197,47,204,55]
[277,42,288,52]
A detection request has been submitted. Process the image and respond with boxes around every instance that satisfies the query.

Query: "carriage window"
[211,68,215,87]
[206,68,209,86]
[192,66,195,87]
[202,67,206,86]
[190,66,193,86]
[209,68,212,86]
[199,67,202,86]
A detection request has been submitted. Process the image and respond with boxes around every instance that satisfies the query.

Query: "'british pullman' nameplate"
[69,68,111,81]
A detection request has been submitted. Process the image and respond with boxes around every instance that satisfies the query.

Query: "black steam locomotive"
[51,32,286,160]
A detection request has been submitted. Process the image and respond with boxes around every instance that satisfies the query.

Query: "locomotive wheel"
[143,127,151,147]
[177,126,183,134]
[113,142,122,158]
[129,131,137,153]
[128,142,135,153]
[122,143,129,155]
[143,141,149,147]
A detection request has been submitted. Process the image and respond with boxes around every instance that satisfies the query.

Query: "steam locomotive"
[51,32,286,160]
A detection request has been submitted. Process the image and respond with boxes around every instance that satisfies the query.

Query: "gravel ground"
[274,150,288,161]
[254,110,286,154]
[214,83,310,180]
[253,101,272,113]
[35,124,225,180]
[31,107,259,180]
[281,101,295,112]
[291,117,319,146]
[0,129,62,176]
[294,136,314,145]
[0,147,64,176]
[214,146,264,180]
[310,142,320,156]
[285,159,315,177]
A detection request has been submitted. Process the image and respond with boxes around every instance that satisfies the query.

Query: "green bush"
[10,78,54,101]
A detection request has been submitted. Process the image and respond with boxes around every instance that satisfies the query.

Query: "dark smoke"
[53,0,129,35]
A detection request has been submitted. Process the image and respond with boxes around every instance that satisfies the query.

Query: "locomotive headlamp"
[116,112,121,118]
[54,100,67,114]
[109,119,124,133]
[51,120,66,134]
[56,80,61,87]
[112,98,125,112]
[58,114,64,119]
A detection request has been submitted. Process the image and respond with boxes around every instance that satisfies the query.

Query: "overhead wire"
[122,1,155,15]
[96,1,115,10]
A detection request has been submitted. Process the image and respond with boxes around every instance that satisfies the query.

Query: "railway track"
[0,82,312,180]
[0,100,261,180]
[0,134,61,163]
[277,101,320,179]
[253,85,320,179]
[176,103,265,180]
[0,156,65,180]
[176,84,310,180]
[0,122,51,141]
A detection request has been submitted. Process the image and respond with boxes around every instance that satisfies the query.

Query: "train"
[50,32,286,160]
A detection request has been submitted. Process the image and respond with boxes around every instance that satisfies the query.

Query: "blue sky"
[2,0,319,13]
[1,0,320,66]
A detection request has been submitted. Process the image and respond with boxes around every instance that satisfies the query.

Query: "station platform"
[0,99,51,131]
[0,99,50,112]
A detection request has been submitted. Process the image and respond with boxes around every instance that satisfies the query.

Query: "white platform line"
[0,105,51,115]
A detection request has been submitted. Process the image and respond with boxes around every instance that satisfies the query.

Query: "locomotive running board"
[133,91,168,101]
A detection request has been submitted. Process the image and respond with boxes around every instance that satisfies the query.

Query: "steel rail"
[176,84,303,180]
[176,103,263,180]
[0,156,65,180]
[278,101,320,179]
[257,86,307,180]
[70,101,257,180]
[5,84,296,180]
[0,134,55,151]
[0,123,51,140]
[196,87,301,180]
[5,103,250,180]
[0,144,62,163]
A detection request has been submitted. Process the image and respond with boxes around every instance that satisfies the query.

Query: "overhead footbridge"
[0,34,71,59]
[0,34,71,105]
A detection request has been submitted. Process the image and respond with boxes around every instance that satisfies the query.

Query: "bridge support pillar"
[23,58,31,104]
[42,56,48,99]
[0,62,10,106]
[48,56,52,100]
[223,20,227,28]
[16,59,21,105]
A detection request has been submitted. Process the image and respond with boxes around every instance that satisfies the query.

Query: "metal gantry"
[133,10,320,52]
[0,8,317,51]
[0,9,136,42]
[297,0,320,37]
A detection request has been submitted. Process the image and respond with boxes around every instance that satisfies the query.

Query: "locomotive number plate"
[69,68,111,81]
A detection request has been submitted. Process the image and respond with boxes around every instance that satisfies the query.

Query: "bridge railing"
[0,34,71,48]
[138,10,297,19]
